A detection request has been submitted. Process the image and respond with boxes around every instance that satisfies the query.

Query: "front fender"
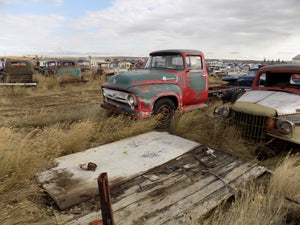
[129,84,181,116]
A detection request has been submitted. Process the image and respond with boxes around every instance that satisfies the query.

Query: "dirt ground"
[0,84,102,122]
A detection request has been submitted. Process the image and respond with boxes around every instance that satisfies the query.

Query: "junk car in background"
[214,64,300,158]
[42,60,58,76]
[97,61,131,76]
[56,60,86,83]
[97,62,115,76]
[0,59,36,85]
[78,59,91,72]
[221,68,259,88]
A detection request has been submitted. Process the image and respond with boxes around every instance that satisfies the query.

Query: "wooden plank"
[67,150,237,225]
[112,150,234,212]
[117,162,255,225]
[113,159,244,224]
[38,131,200,210]
[172,165,266,225]
[146,165,266,225]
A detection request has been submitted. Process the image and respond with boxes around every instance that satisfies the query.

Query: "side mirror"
[290,74,300,85]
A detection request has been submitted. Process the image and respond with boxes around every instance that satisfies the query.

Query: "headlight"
[127,94,137,108]
[277,120,294,135]
[217,105,231,118]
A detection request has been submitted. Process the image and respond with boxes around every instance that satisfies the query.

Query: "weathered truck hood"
[102,69,177,90]
[235,90,300,115]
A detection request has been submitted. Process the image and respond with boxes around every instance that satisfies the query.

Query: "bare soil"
[0,85,102,122]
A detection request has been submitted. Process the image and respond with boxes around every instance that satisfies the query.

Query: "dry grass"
[270,153,300,203]
[208,75,226,87]
[169,101,257,161]
[0,88,155,224]
[0,77,298,224]
[201,154,300,225]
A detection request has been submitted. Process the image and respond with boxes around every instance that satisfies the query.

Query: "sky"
[0,0,299,60]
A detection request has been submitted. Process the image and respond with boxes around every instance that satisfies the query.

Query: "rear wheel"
[153,98,176,125]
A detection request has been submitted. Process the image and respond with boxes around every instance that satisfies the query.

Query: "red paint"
[101,49,209,118]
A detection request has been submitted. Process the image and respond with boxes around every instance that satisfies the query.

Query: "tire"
[153,98,176,125]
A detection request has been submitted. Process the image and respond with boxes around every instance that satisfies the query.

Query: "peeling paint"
[101,49,208,118]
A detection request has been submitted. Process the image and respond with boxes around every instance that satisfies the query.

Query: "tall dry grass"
[169,101,257,161]
[201,154,300,225]
[270,153,300,203]
[0,106,155,224]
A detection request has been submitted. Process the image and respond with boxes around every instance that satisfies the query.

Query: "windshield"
[256,72,300,91]
[145,54,184,70]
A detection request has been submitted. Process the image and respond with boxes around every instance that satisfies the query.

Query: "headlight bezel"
[127,94,137,109]
[277,119,295,135]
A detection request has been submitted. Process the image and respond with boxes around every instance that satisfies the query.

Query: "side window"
[186,56,203,70]
[258,73,266,87]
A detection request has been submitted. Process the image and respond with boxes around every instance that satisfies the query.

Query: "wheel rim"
[157,104,172,122]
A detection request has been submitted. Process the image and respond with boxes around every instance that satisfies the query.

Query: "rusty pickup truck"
[101,49,209,120]
[0,59,36,85]
[214,64,300,157]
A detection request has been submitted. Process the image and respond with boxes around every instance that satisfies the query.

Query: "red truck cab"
[101,49,209,119]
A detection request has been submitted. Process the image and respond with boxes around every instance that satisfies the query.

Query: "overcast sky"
[0,0,299,60]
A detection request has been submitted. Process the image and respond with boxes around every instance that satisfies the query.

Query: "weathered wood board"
[38,131,200,210]
[56,149,266,225]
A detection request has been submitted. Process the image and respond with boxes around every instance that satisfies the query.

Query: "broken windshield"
[145,54,184,70]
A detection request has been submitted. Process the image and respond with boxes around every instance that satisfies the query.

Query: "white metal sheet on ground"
[38,131,200,210]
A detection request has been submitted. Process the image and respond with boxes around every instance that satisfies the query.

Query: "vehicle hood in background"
[235,90,300,115]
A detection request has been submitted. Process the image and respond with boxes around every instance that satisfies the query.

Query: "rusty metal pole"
[97,173,115,225]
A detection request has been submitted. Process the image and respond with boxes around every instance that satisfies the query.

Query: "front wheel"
[153,98,176,125]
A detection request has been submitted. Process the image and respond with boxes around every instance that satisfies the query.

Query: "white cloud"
[1,0,300,60]
[63,0,300,59]
[0,13,66,54]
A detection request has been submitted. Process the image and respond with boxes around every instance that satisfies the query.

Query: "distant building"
[292,55,300,63]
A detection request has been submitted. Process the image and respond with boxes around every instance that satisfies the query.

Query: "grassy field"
[0,75,299,224]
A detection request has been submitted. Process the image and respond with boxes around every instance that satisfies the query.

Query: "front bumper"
[101,100,137,117]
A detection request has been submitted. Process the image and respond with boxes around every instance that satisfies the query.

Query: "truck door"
[182,55,208,105]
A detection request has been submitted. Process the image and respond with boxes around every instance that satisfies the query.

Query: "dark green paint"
[103,69,177,90]
[188,72,206,90]
[57,67,81,78]
[129,84,181,104]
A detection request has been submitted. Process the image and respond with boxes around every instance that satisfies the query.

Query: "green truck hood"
[102,69,177,90]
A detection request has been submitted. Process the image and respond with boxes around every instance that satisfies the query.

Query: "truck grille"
[102,88,129,104]
[233,111,267,143]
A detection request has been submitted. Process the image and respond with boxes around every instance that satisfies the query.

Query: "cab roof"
[258,64,300,73]
[150,49,203,55]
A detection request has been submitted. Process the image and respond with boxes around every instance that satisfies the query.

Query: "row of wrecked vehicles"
[100,49,300,159]
[0,59,91,85]
[40,60,85,83]
[0,58,134,85]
